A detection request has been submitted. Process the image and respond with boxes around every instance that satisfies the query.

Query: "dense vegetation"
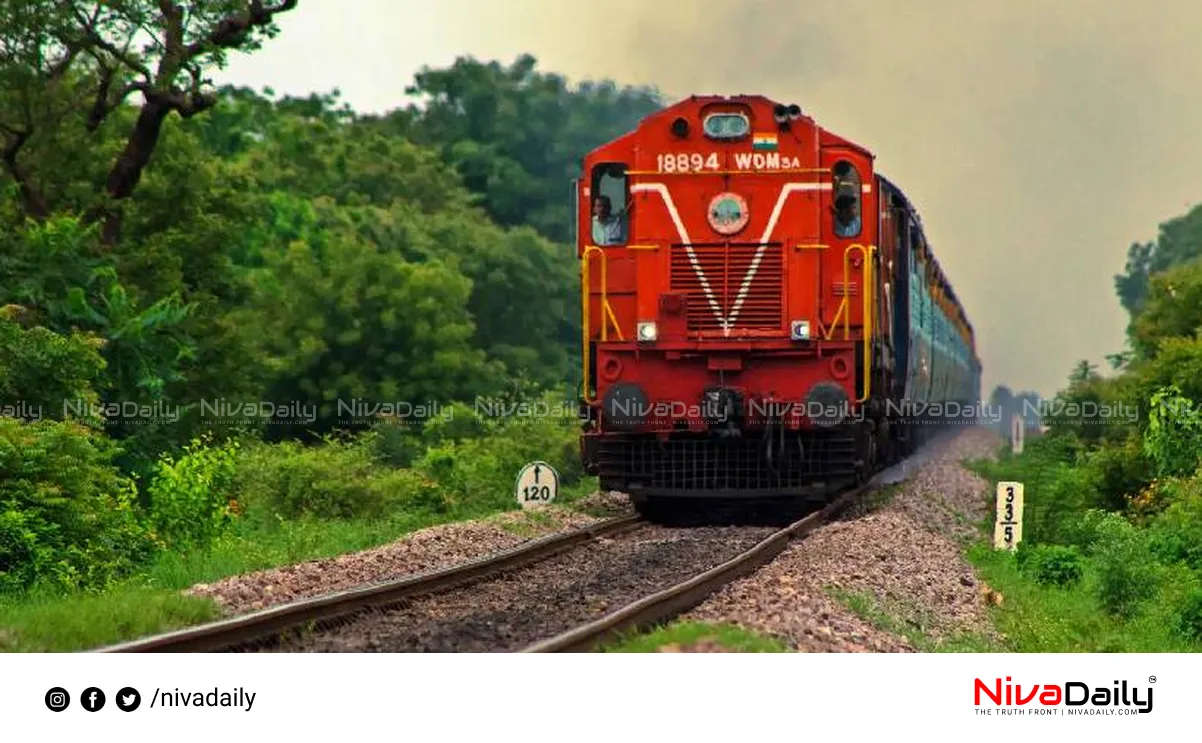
[973,199,1202,651]
[0,2,662,648]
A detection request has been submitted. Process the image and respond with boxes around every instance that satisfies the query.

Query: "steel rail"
[97,513,644,653]
[520,484,869,653]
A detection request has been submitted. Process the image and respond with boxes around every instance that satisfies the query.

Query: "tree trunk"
[100,99,172,245]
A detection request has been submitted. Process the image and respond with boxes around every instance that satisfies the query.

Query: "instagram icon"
[45,687,70,712]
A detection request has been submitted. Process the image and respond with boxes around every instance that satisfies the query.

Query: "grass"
[0,586,220,653]
[827,586,999,652]
[602,621,792,653]
[958,449,1202,652]
[498,506,562,538]
[0,478,601,652]
[966,543,1202,653]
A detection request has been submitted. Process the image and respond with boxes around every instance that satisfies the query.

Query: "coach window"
[832,160,861,238]
[590,163,628,246]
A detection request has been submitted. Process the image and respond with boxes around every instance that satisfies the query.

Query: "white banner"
[1,653,1192,741]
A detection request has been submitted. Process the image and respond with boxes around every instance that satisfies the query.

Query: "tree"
[231,89,581,389]
[1115,202,1202,317]
[1128,260,1202,360]
[236,196,503,438]
[0,0,299,243]
[387,54,662,243]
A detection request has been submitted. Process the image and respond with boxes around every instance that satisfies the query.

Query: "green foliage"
[969,544,1202,652]
[392,54,662,243]
[1040,361,1138,445]
[230,439,434,520]
[407,393,584,513]
[1128,260,1202,359]
[1080,510,1160,618]
[0,418,153,594]
[972,434,1093,546]
[1145,484,1202,570]
[1115,202,1202,317]
[1078,434,1154,513]
[1016,544,1085,587]
[243,110,472,214]
[604,621,793,653]
[236,109,581,390]
[0,315,105,417]
[240,198,502,436]
[0,584,220,652]
[0,0,299,223]
[1143,385,1202,477]
[1175,588,1202,641]
[147,437,241,549]
[0,217,195,398]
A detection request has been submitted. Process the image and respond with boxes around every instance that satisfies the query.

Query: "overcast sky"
[214,0,1202,400]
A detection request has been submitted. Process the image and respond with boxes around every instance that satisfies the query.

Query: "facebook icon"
[81,687,106,712]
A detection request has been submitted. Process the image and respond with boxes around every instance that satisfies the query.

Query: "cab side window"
[832,160,862,238]
[590,163,628,246]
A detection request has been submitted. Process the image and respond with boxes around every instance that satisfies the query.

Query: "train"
[576,95,982,518]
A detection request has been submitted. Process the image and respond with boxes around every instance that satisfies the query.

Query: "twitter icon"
[116,687,141,712]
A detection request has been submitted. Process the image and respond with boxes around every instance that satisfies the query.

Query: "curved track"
[98,513,643,653]
[99,480,872,653]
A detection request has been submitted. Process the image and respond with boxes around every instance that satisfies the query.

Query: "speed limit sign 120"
[516,461,559,508]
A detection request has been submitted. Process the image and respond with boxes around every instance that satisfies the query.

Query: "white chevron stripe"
[631,183,727,331]
[633,181,824,336]
[725,183,818,331]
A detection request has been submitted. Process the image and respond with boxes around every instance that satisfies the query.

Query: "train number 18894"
[657,153,720,172]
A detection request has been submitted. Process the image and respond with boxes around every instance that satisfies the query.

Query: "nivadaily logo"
[974,676,1154,715]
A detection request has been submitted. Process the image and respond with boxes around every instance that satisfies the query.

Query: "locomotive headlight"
[791,320,812,340]
[637,321,658,342]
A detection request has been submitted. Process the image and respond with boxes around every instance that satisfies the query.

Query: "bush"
[227,390,585,524]
[1016,544,1085,587]
[1080,435,1154,513]
[1175,588,1202,641]
[364,423,425,468]
[0,417,154,594]
[1082,511,1161,618]
[232,439,391,520]
[0,316,105,418]
[407,400,583,514]
[146,436,241,549]
[1144,385,1202,478]
[1145,485,1202,570]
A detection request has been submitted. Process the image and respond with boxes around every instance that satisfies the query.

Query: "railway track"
[99,482,870,653]
[521,482,866,652]
[98,513,644,653]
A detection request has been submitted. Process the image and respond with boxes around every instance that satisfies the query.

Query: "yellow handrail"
[580,246,624,404]
[858,244,875,403]
[822,244,876,402]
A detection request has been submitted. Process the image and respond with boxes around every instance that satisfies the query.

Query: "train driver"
[592,195,626,245]
[834,194,861,237]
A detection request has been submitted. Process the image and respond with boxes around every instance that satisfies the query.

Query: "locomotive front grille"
[670,243,783,332]
[595,431,859,495]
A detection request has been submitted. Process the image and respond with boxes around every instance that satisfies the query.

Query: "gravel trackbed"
[681,427,1004,652]
[187,502,630,617]
[271,523,779,652]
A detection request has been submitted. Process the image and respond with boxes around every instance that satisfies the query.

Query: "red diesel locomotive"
[576,95,981,516]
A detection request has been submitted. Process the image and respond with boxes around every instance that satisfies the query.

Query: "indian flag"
[752,133,778,151]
